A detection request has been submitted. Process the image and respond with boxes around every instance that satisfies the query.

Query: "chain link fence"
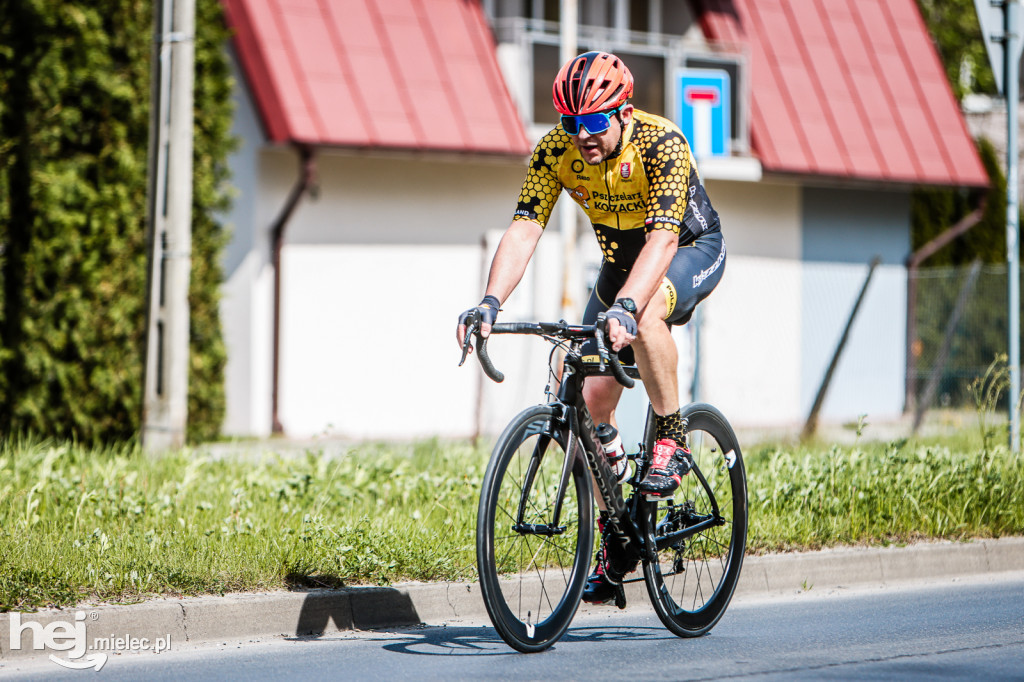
[909,263,1016,413]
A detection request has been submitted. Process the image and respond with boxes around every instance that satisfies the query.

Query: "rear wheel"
[476,405,594,652]
[640,403,748,637]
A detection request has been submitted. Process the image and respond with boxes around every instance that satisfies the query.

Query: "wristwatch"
[614,298,637,316]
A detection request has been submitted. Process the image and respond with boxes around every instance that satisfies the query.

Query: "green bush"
[0,0,231,443]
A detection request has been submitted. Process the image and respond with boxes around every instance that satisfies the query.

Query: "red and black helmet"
[552,51,634,115]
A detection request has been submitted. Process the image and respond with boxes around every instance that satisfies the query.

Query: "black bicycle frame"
[509,346,647,553]
[491,324,724,557]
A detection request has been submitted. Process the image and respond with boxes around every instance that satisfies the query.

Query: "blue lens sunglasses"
[560,105,623,136]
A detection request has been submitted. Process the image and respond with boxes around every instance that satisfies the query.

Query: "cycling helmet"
[552,51,634,115]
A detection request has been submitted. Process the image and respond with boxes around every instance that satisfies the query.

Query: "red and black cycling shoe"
[582,517,636,606]
[638,438,692,499]
[581,542,635,607]
[581,544,621,604]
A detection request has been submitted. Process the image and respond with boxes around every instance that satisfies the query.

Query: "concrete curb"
[2,537,1022,663]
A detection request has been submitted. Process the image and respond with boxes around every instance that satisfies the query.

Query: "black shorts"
[582,230,726,366]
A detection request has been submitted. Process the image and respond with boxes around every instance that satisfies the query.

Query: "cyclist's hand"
[605,304,637,352]
[456,295,501,351]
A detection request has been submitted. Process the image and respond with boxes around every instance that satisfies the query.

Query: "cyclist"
[456,51,726,605]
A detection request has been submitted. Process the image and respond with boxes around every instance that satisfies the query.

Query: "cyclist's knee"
[638,288,669,328]
[636,304,673,342]
[584,376,622,424]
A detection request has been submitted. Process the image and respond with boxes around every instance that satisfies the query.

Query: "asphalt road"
[5,574,1023,681]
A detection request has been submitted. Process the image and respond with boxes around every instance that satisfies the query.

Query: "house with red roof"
[216,0,987,440]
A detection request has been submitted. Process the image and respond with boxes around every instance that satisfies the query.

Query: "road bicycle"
[459,312,748,652]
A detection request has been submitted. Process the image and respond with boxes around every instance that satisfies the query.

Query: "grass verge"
[1,432,1022,611]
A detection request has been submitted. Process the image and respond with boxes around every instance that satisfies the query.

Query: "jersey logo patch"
[569,185,591,209]
[619,162,632,179]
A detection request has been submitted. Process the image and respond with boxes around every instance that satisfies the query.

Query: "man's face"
[570,105,633,165]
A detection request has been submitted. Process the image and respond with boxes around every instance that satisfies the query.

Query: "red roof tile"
[222,0,531,156]
[700,0,988,187]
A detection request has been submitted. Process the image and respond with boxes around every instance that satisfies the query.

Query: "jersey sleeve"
[639,128,692,235]
[512,130,569,228]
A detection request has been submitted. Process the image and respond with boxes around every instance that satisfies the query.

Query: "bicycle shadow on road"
[369,624,674,656]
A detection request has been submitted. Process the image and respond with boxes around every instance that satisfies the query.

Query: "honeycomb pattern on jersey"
[631,120,691,233]
[593,222,647,269]
[513,128,571,227]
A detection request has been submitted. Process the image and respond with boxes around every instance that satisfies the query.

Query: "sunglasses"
[560,106,623,135]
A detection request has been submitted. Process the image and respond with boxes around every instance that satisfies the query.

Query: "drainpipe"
[904,202,985,414]
[271,144,317,434]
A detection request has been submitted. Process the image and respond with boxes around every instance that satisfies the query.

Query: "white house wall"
[800,187,911,424]
[221,49,274,437]
[704,179,802,260]
[801,261,906,422]
[699,180,804,428]
[276,152,534,439]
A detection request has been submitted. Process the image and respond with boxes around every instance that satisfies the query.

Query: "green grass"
[745,436,1024,552]
[1,431,1022,611]
[0,438,485,611]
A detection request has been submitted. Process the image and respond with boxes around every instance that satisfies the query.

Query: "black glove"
[459,295,501,329]
[605,303,637,337]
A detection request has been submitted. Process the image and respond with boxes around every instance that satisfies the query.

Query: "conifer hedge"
[0,0,231,443]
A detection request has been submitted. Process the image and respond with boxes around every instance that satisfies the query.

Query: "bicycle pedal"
[613,584,627,610]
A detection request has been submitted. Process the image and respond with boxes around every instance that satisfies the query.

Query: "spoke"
[534,533,559,618]
[496,536,529,574]
[495,500,518,526]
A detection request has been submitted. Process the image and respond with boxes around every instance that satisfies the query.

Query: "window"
[532,44,665,123]
[533,43,561,125]
[542,0,559,22]
[630,0,649,33]
[618,51,664,117]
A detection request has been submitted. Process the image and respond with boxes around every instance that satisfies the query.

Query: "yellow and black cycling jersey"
[513,109,720,272]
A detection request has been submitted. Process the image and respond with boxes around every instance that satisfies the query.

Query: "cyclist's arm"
[480,127,564,322]
[456,219,544,346]
[483,219,544,311]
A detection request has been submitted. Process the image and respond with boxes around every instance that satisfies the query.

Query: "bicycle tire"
[476,404,594,652]
[640,402,748,637]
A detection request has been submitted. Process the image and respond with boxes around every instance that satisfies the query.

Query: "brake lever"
[594,312,635,389]
[594,312,610,371]
[458,311,480,367]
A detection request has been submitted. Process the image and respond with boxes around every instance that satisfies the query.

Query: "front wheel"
[476,405,594,652]
[640,403,748,637]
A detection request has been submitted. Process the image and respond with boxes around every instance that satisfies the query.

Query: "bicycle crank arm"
[512,523,566,536]
[654,515,726,552]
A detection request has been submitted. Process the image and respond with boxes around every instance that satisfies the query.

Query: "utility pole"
[1008,0,1021,453]
[142,0,196,452]
[974,0,1022,452]
[559,0,579,321]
